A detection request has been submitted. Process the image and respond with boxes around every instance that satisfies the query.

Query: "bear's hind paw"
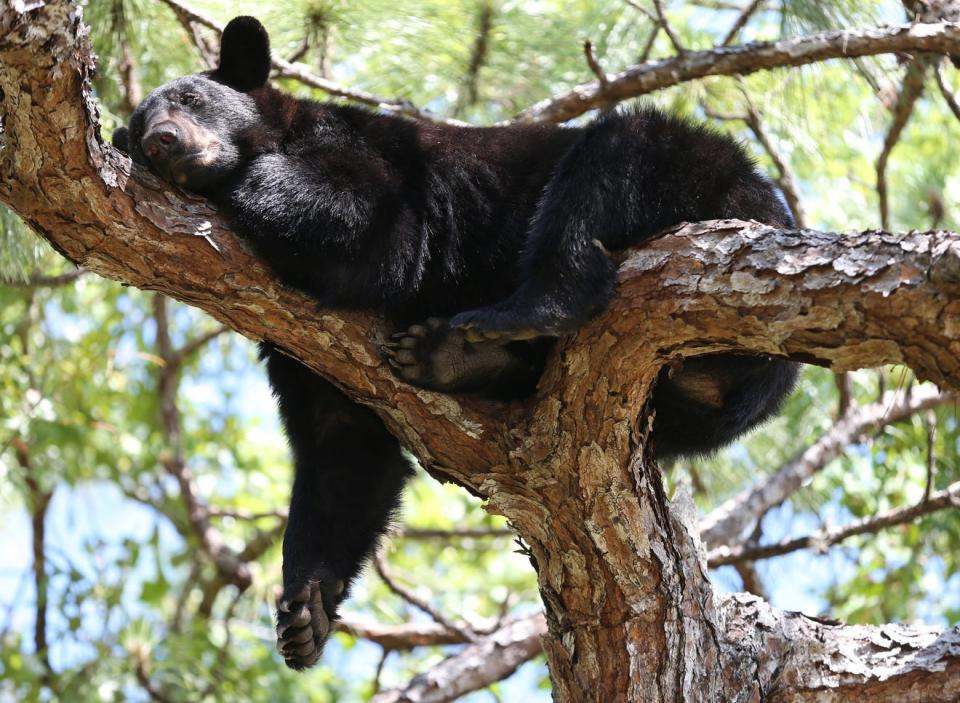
[276,577,342,671]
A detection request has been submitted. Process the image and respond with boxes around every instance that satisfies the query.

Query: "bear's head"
[112,16,271,193]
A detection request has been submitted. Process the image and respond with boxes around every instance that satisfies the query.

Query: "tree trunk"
[2,4,960,700]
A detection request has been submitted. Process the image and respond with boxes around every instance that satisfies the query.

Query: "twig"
[371,649,389,694]
[169,324,229,368]
[708,480,960,566]
[395,526,515,540]
[583,40,610,89]
[134,649,175,703]
[22,446,54,683]
[876,56,929,230]
[721,0,764,46]
[699,386,953,548]
[152,295,252,590]
[373,548,480,642]
[925,408,937,501]
[1,268,86,288]
[336,613,496,649]
[454,1,494,116]
[652,0,685,53]
[199,587,243,699]
[370,614,546,703]
[936,58,960,120]
[154,0,466,126]
[623,0,658,23]
[835,372,852,420]
[702,85,805,225]
[639,24,661,63]
[509,22,960,124]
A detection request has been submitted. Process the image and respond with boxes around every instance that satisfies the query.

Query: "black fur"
[115,16,798,670]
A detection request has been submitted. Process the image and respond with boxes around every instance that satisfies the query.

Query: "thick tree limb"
[510,22,960,124]
[4,5,960,701]
[699,386,953,548]
[720,592,960,702]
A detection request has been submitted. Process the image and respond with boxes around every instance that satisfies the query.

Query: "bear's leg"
[448,126,627,341]
[381,318,549,397]
[261,344,413,670]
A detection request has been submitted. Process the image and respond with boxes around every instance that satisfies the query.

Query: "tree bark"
[2,4,960,701]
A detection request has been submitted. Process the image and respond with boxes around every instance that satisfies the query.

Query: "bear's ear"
[217,16,271,91]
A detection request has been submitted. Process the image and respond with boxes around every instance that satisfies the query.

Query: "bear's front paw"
[449,305,570,341]
[276,575,344,671]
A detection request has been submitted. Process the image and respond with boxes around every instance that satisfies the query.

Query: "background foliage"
[1,0,959,700]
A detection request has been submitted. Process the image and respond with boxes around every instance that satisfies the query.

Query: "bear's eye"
[179,93,201,107]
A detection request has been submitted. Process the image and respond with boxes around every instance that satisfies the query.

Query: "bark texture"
[2,4,960,701]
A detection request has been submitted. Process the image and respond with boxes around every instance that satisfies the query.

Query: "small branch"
[623,0,658,23]
[154,0,465,126]
[20,443,54,683]
[169,324,229,368]
[165,2,217,68]
[370,614,546,703]
[925,408,937,501]
[708,480,960,566]
[198,587,243,699]
[153,295,252,590]
[835,372,853,419]
[373,549,479,643]
[936,58,960,120]
[583,40,610,89]
[453,1,494,116]
[510,22,960,124]
[721,0,764,46]
[652,0,685,54]
[639,24,661,63]
[395,526,515,540]
[735,83,807,226]
[700,386,953,548]
[133,649,175,703]
[1,268,86,288]
[876,56,929,230]
[208,507,287,521]
[336,613,488,649]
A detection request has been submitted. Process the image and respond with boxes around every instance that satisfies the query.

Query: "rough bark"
[3,4,960,701]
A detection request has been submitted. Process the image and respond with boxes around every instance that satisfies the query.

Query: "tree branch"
[652,0,685,54]
[721,0,764,46]
[510,22,960,124]
[708,479,960,565]
[699,386,953,548]
[720,592,960,701]
[335,613,505,650]
[876,56,929,230]
[2,267,86,288]
[370,614,546,703]
[935,58,960,120]
[154,0,466,126]
[373,549,479,643]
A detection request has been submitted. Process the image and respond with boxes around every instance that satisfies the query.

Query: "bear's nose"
[142,126,181,159]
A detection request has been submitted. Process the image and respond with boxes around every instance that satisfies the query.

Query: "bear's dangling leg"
[261,344,413,670]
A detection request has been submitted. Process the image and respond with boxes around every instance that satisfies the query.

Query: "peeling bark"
[2,4,960,701]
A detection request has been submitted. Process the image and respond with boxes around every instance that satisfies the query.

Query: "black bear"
[113,17,798,670]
